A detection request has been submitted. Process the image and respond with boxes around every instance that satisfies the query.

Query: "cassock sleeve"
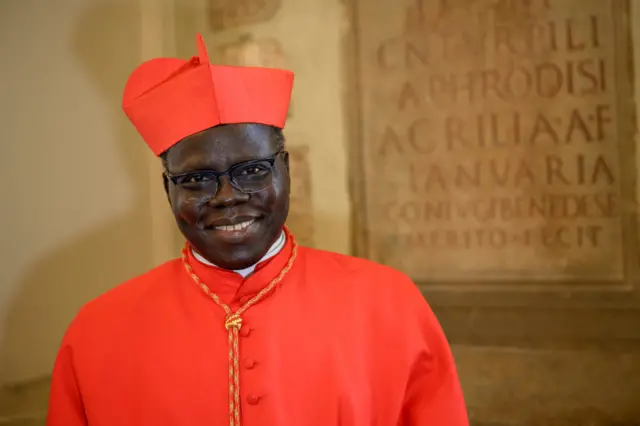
[46,341,87,426]
[400,296,469,426]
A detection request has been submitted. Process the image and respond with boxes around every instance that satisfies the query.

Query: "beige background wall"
[0,0,168,384]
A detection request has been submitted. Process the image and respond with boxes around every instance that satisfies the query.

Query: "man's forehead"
[166,124,276,171]
[185,124,274,146]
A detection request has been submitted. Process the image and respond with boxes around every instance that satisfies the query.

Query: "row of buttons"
[241,324,260,405]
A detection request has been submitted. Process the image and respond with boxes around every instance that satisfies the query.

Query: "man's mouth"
[213,218,256,232]
[203,216,262,243]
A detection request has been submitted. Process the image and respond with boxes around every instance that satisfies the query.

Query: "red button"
[239,326,252,337]
[244,358,257,369]
[246,394,260,405]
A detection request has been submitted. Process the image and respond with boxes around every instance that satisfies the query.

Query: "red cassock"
[46,230,469,426]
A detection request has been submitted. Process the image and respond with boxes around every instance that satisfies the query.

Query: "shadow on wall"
[0,1,158,384]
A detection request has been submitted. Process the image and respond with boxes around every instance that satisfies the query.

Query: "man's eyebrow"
[171,153,272,174]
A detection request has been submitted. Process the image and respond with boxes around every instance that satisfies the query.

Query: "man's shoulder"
[66,259,183,334]
[301,246,408,277]
[299,246,417,294]
[299,247,430,334]
[90,258,181,305]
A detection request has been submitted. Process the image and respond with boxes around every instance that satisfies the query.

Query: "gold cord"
[181,238,298,426]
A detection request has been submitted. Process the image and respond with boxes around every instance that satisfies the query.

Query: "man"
[47,34,469,426]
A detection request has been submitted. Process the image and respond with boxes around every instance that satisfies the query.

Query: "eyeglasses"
[164,150,285,196]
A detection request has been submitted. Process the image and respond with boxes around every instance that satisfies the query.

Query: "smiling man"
[46,34,468,426]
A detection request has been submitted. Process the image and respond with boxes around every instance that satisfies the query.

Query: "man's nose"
[208,176,245,208]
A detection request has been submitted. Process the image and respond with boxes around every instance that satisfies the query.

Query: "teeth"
[215,219,255,232]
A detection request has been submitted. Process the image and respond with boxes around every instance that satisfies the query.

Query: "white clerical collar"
[192,230,286,278]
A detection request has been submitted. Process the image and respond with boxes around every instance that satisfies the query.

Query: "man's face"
[163,123,290,270]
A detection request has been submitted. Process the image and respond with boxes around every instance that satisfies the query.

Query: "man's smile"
[204,217,263,243]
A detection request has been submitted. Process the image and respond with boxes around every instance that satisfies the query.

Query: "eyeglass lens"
[172,159,275,194]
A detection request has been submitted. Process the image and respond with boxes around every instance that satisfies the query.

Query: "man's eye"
[244,167,261,175]
[240,165,269,176]
[191,174,212,182]
[179,173,213,184]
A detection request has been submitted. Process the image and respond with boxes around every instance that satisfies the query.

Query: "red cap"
[122,34,294,156]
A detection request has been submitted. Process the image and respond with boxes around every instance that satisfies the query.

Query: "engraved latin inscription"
[355,0,632,282]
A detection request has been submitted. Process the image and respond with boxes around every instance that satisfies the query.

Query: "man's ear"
[162,173,172,205]
[281,151,291,194]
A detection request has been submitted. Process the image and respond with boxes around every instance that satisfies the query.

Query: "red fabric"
[122,34,294,156]
[47,232,469,426]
